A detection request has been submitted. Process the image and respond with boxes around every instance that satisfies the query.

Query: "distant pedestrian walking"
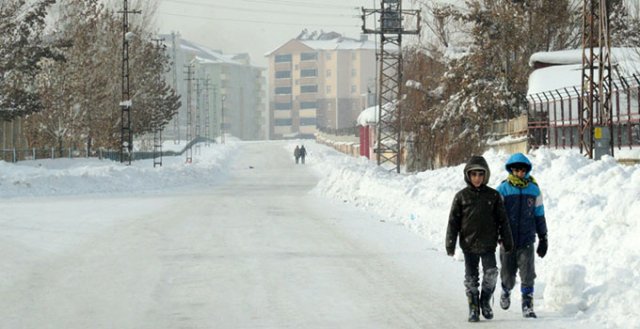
[299,145,307,164]
[294,145,300,164]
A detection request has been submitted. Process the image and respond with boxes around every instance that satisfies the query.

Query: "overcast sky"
[154,0,370,67]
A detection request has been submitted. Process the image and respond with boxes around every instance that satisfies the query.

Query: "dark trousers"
[463,251,498,295]
[500,243,536,294]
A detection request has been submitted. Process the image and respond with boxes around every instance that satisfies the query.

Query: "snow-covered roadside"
[0,142,238,198]
[304,142,640,329]
[0,142,240,294]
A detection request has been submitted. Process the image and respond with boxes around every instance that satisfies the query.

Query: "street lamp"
[221,95,226,144]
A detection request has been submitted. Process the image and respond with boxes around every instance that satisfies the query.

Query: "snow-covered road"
[0,142,601,328]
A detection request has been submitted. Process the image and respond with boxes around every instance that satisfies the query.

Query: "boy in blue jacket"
[496,153,548,318]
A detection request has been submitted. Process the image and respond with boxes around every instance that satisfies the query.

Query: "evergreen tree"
[0,0,61,121]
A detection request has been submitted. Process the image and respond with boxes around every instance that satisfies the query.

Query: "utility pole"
[221,95,226,144]
[118,0,141,165]
[171,31,180,144]
[362,0,420,173]
[152,37,165,168]
[212,85,218,142]
[195,78,202,155]
[184,64,195,163]
[203,77,211,146]
[581,0,613,159]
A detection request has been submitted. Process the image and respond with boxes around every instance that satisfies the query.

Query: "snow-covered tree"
[25,0,119,151]
[610,0,640,47]
[24,0,180,152]
[0,0,61,121]
[403,0,582,169]
[129,36,181,139]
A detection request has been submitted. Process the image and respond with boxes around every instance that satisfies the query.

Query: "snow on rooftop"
[165,36,246,66]
[356,102,401,126]
[357,105,379,126]
[529,49,583,67]
[528,48,640,95]
[265,32,379,56]
[299,37,377,51]
[528,64,583,96]
[530,48,640,67]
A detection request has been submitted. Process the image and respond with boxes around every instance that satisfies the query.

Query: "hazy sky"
[155,0,371,67]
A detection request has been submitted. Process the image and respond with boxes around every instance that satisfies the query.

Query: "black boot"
[522,293,537,318]
[466,291,480,322]
[500,288,511,310]
[480,290,494,319]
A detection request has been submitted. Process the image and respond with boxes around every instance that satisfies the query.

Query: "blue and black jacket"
[496,153,548,248]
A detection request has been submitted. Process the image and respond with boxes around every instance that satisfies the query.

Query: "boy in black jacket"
[446,155,514,322]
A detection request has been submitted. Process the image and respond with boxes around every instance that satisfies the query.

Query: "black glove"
[537,238,548,258]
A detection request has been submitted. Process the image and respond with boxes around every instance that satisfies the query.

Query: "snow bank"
[0,142,238,198]
[308,144,640,329]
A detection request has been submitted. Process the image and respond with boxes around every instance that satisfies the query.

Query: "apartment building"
[265,31,377,139]
[165,33,267,141]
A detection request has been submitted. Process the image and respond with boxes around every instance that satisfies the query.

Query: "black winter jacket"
[445,156,514,255]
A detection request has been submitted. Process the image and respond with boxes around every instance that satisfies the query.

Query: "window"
[275,71,291,79]
[326,69,331,77]
[351,85,357,93]
[326,85,331,93]
[300,85,318,93]
[300,69,317,77]
[300,117,316,126]
[300,101,317,109]
[300,52,318,61]
[275,54,292,63]
[352,52,357,60]
[325,52,331,60]
[275,86,291,95]
[351,69,357,77]
[275,102,292,110]
[274,118,292,126]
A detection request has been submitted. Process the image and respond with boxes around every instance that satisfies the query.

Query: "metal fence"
[0,147,181,163]
[1,147,89,163]
[1,136,215,163]
[527,74,640,150]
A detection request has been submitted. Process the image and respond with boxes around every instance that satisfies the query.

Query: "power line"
[239,0,358,10]
[163,0,358,10]
[158,11,360,28]
[162,0,356,15]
